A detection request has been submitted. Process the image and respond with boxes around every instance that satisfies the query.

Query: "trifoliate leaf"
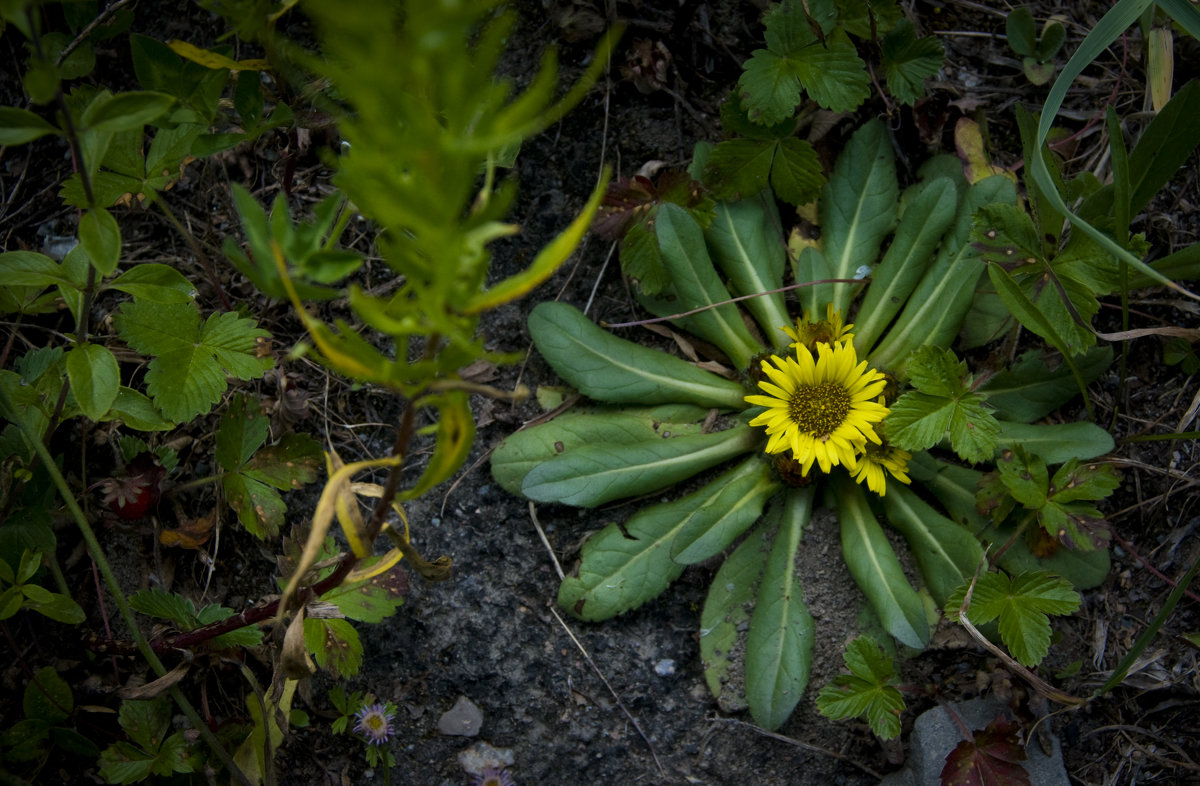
[945,570,1079,666]
[888,347,1000,463]
[880,19,943,105]
[990,447,1117,551]
[816,636,905,740]
[113,301,273,422]
[941,715,1031,786]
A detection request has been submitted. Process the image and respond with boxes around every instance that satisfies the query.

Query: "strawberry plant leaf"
[880,19,943,105]
[991,448,1118,550]
[704,138,777,200]
[215,394,270,471]
[113,301,273,422]
[816,636,905,740]
[65,342,119,422]
[770,136,825,205]
[128,588,199,630]
[303,617,363,678]
[223,474,286,539]
[945,570,1080,666]
[738,49,803,126]
[318,559,407,623]
[795,28,870,112]
[940,715,1031,786]
[889,347,1000,463]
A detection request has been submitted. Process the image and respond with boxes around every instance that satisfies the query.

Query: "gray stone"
[879,698,1069,786]
[437,695,483,737]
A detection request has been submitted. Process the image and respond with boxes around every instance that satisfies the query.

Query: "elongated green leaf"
[870,175,1017,371]
[79,208,121,274]
[884,484,983,606]
[85,91,175,132]
[793,246,834,316]
[559,466,772,620]
[854,178,957,352]
[672,457,780,564]
[105,264,195,303]
[529,301,746,409]
[65,343,120,421]
[0,251,75,288]
[996,421,1113,464]
[821,119,898,313]
[0,107,59,145]
[490,406,708,495]
[523,426,758,508]
[700,520,771,708]
[746,487,815,731]
[706,198,791,347]
[836,477,929,649]
[649,203,763,368]
[979,347,1112,422]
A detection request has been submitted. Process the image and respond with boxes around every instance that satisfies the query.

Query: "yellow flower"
[746,340,888,475]
[781,303,854,351]
[851,437,912,496]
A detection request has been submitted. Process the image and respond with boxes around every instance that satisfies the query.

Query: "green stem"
[0,386,250,786]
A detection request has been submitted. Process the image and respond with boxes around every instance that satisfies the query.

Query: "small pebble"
[438,695,483,737]
[655,659,676,676]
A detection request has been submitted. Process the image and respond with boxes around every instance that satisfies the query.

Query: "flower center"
[366,715,385,731]
[789,382,851,439]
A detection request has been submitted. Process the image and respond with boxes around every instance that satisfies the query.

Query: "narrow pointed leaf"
[523,426,758,508]
[700,521,771,708]
[706,199,791,346]
[651,203,763,368]
[837,477,929,649]
[995,421,1113,464]
[884,484,983,606]
[672,457,780,564]
[558,467,774,620]
[854,178,957,352]
[746,488,815,730]
[821,120,898,313]
[529,301,746,409]
[870,175,1017,371]
[490,406,709,495]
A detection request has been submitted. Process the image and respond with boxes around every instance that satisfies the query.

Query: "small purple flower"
[353,701,395,746]
[472,766,516,786]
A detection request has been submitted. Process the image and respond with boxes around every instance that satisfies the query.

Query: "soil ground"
[2,1,1199,785]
